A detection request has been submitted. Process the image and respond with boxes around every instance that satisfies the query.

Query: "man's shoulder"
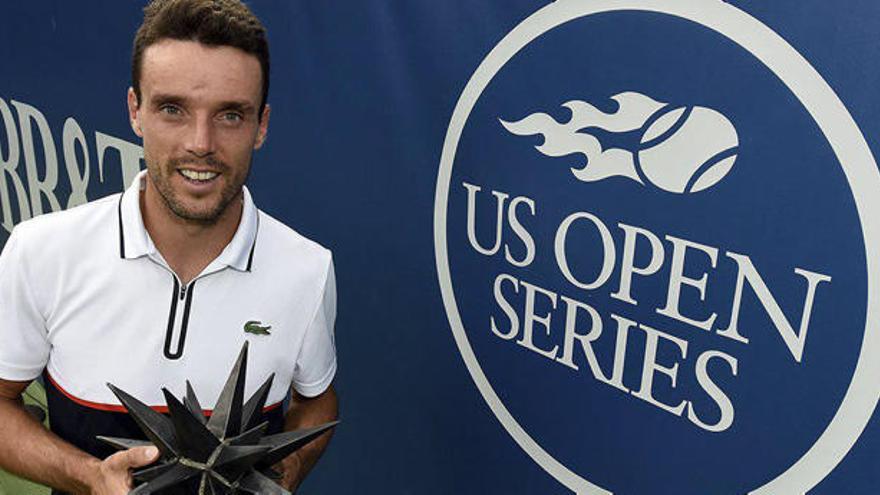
[255,210,332,269]
[11,193,120,247]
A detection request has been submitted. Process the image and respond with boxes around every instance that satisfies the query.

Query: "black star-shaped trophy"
[96,342,338,494]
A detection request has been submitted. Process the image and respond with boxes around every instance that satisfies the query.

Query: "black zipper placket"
[152,254,238,360]
[163,275,197,360]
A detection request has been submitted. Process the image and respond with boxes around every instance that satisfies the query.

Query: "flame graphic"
[500,92,666,184]
[501,91,740,193]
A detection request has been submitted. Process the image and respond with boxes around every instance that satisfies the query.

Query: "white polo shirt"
[0,171,336,413]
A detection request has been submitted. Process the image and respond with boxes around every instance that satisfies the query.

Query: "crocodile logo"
[244,320,271,336]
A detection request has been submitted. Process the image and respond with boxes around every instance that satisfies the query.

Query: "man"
[0,1,338,493]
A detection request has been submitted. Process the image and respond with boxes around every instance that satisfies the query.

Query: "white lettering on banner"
[657,235,720,332]
[491,273,520,340]
[517,279,560,359]
[95,132,144,190]
[470,181,832,432]
[633,322,689,417]
[0,95,143,234]
[0,97,29,232]
[688,350,738,432]
[556,295,612,384]
[490,271,740,432]
[718,253,833,362]
[436,2,880,492]
[464,181,508,256]
[554,211,616,291]
[12,100,62,216]
[610,223,664,306]
[63,118,90,208]
[505,195,536,267]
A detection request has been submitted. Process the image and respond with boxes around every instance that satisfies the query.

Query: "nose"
[186,115,215,158]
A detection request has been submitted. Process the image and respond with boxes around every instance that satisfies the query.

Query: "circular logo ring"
[434,0,880,493]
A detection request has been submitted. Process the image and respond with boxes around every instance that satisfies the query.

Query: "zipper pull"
[179,284,187,300]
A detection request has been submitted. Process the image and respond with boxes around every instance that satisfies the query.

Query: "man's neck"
[140,178,243,285]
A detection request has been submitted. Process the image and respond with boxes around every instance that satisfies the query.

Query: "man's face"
[128,39,270,224]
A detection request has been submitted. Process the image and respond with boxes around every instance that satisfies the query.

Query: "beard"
[147,155,250,225]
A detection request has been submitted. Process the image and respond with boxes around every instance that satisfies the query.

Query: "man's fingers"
[135,445,160,466]
[106,445,159,470]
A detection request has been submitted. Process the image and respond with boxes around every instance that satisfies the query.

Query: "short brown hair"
[132,0,270,115]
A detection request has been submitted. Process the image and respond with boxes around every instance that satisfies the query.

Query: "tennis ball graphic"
[636,106,738,193]
[501,92,739,194]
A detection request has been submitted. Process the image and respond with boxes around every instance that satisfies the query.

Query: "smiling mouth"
[178,169,220,183]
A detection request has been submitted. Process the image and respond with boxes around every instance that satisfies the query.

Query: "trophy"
[97,342,338,494]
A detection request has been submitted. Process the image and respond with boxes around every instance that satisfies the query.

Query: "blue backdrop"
[2,1,880,493]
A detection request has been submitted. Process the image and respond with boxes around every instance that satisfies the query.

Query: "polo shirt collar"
[117,170,259,272]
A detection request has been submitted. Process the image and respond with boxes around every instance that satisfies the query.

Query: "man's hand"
[278,384,338,492]
[274,451,303,491]
[0,379,160,495]
[87,446,160,495]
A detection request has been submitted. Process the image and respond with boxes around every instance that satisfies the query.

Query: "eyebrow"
[149,94,256,114]
[150,93,187,108]
[217,101,256,115]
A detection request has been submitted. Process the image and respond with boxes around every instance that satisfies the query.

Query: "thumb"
[107,445,160,470]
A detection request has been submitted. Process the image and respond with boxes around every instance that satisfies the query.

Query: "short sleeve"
[291,258,337,397]
[0,227,50,381]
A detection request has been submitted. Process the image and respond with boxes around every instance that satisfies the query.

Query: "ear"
[127,88,143,138]
[254,104,271,150]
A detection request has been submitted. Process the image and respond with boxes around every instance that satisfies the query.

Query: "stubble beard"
[148,155,249,226]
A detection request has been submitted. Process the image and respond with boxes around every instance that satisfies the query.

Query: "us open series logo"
[434,1,880,494]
